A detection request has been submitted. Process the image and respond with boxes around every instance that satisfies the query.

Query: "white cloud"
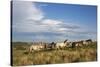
[58,28,69,31]
[13,1,44,32]
[13,1,44,22]
[41,19,62,25]
[13,1,80,34]
[12,1,97,41]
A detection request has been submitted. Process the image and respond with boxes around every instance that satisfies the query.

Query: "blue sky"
[12,1,97,42]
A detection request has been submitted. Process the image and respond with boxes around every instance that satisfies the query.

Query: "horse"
[71,40,83,48]
[29,42,45,52]
[55,39,68,49]
[83,39,92,46]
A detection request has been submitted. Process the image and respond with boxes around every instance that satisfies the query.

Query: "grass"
[12,42,97,66]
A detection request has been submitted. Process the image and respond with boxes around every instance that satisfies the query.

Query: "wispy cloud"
[13,1,44,21]
[13,1,80,33]
[12,1,97,42]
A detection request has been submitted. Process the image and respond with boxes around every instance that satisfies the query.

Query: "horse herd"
[29,39,93,52]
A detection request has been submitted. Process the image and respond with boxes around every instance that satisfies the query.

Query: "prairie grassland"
[12,42,97,66]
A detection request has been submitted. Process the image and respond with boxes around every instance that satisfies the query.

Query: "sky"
[12,1,97,42]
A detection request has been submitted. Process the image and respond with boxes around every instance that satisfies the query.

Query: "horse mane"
[86,39,92,42]
[64,39,68,43]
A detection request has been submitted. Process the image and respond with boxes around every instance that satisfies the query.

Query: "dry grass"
[12,42,97,66]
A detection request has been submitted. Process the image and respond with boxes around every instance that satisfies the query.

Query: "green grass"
[12,42,97,66]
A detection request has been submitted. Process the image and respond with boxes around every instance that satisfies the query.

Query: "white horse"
[55,39,68,49]
[29,42,45,52]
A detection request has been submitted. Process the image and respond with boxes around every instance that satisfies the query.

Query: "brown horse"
[71,41,83,48]
[83,39,92,46]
